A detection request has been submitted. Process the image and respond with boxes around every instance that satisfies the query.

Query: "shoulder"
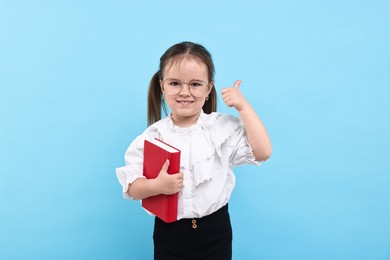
[202,112,243,129]
[140,116,170,139]
[200,112,244,147]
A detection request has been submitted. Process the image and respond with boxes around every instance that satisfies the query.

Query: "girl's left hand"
[221,80,249,112]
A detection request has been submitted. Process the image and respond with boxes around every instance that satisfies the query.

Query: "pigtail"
[147,72,168,126]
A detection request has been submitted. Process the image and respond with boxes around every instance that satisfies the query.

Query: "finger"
[222,95,231,105]
[221,89,231,98]
[222,93,230,101]
[221,88,230,95]
[233,80,241,88]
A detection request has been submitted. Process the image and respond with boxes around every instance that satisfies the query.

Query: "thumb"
[233,80,242,88]
[161,159,170,172]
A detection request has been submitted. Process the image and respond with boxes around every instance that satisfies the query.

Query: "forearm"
[239,103,272,161]
[127,178,160,200]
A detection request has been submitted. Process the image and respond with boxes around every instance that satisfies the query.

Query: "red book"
[142,138,181,223]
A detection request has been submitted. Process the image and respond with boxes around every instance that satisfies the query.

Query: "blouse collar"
[167,110,207,133]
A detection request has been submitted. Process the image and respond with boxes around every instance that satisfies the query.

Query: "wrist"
[150,178,161,195]
[237,101,251,113]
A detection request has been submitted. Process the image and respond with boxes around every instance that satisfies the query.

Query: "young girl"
[116,41,272,260]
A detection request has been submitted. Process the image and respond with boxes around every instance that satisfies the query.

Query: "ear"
[160,79,165,95]
[207,81,214,95]
[159,79,163,90]
[159,80,166,100]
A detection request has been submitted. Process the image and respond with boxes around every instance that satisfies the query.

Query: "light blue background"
[1,0,389,259]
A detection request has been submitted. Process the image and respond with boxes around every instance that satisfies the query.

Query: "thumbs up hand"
[221,80,249,112]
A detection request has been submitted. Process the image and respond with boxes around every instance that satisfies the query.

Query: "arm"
[127,160,184,200]
[221,80,272,161]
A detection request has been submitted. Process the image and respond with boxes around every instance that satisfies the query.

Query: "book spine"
[168,151,180,174]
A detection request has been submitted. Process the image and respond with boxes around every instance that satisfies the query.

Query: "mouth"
[177,100,194,106]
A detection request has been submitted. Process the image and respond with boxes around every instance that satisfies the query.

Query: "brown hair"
[147,42,217,126]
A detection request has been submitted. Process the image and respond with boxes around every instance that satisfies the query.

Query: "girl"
[116,41,272,260]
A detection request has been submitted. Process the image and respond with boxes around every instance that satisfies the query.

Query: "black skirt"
[153,204,232,260]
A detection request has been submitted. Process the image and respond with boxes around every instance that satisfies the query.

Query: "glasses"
[161,78,210,97]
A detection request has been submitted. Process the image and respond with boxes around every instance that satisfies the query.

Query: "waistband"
[181,203,229,222]
[156,204,229,229]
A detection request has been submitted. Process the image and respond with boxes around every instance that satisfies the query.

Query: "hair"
[147,41,217,126]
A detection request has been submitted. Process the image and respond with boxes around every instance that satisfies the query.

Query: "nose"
[178,82,191,96]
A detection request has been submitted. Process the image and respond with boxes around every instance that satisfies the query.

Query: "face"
[160,57,213,127]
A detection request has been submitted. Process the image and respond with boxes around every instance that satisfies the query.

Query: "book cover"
[142,138,181,223]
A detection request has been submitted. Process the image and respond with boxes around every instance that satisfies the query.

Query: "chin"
[172,109,201,119]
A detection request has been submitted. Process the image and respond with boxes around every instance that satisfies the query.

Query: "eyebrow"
[167,77,205,82]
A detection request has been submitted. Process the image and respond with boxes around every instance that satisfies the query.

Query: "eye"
[169,80,181,86]
[190,81,204,87]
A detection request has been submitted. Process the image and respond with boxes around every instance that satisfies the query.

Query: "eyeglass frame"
[160,78,213,98]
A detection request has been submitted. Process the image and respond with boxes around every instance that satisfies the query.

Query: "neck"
[171,112,201,128]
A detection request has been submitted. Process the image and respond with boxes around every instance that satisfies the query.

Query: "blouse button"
[192,219,197,229]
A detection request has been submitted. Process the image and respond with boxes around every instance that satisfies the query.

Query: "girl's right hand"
[155,160,184,195]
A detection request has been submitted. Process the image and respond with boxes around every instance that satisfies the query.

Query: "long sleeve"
[115,135,146,199]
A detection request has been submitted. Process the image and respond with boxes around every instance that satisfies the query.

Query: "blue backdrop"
[1,0,389,259]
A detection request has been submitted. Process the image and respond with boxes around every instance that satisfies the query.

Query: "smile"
[177,100,194,106]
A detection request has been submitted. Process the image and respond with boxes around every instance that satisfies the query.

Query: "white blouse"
[115,111,259,219]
